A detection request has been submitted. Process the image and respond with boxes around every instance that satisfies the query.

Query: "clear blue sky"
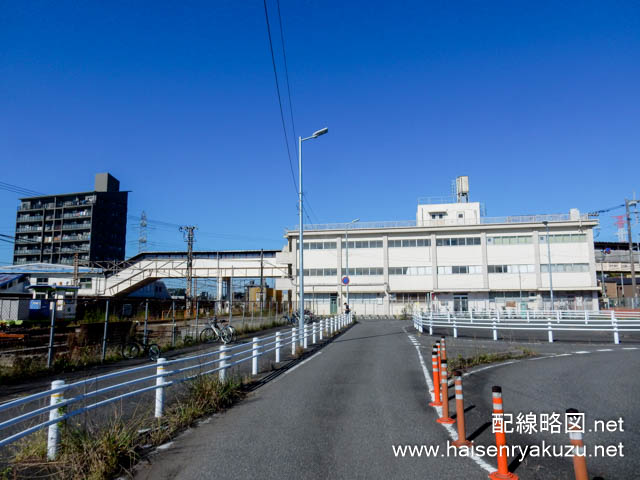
[1,0,639,266]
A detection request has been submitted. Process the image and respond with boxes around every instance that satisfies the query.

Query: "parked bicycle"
[199,317,233,344]
[281,310,314,325]
[121,336,161,361]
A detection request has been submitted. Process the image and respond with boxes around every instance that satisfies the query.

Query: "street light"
[345,218,360,307]
[298,127,328,345]
[542,221,554,311]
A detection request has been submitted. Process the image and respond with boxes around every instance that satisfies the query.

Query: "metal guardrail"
[0,314,353,458]
[413,309,640,344]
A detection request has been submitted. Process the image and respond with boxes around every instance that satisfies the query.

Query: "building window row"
[437,265,483,275]
[346,240,383,249]
[488,264,535,274]
[540,263,589,273]
[487,236,532,245]
[436,237,481,247]
[389,266,433,276]
[343,267,384,276]
[303,268,338,277]
[540,234,587,243]
[302,241,337,250]
[388,239,430,248]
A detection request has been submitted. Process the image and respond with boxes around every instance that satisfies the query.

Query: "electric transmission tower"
[138,211,148,253]
[179,225,197,310]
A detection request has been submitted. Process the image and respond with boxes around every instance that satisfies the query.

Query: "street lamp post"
[543,221,554,311]
[298,127,328,345]
[345,218,360,307]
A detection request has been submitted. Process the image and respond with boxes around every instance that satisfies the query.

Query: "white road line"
[270,351,323,385]
[574,351,590,354]
[623,347,639,350]
[529,356,554,361]
[596,349,613,352]
[410,334,494,474]
[553,353,572,357]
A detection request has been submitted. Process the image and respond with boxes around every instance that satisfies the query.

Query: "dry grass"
[447,348,537,373]
[7,375,243,480]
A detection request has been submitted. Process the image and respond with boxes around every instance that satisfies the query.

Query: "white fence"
[412,310,640,344]
[0,314,353,458]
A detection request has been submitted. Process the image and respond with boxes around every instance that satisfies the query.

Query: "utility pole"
[179,226,197,311]
[260,249,264,311]
[625,199,638,308]
[72,253,79,287]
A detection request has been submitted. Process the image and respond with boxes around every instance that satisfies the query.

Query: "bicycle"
[199,317,232,344]
[121,336,161,361]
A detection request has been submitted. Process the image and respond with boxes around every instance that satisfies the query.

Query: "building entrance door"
[330,294,338,314]
[453,294,468,312]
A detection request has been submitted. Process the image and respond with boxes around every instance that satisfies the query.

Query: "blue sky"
[1,0,639,266]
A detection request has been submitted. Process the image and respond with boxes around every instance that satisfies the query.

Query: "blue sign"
[342,276,350,285]
[29,300,41,309]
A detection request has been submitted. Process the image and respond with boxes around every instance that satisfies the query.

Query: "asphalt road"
[135,318,488,480]
[412,328,640,480]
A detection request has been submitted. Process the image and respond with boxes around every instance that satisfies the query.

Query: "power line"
[262,0,298,196]
[0,181,45,197]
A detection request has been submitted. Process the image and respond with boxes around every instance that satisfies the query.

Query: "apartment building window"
[35,277,48,284]
[388,239,430,248]
[389,266,432,275]
[79,277,92,288]
[539,234,588,243]
[488,264,535,273]
[437,265,482,274]
[436,237,481,246]
[540,263,589,273]
[431,213,445,219]
[487,236,532,245]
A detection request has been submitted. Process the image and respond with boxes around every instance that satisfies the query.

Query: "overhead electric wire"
[0,181,45,197]
[263,0,298,196]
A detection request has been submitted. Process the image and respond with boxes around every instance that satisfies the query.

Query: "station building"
[275,178,599,315]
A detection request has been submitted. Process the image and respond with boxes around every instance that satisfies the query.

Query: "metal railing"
[0,313,353,458]
[413,309,640,344]
[286,213,590,232]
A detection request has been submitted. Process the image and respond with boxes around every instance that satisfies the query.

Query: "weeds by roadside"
[447,348,537,373]
[5,375,243,480]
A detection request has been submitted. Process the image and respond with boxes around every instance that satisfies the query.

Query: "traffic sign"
[342,276,350,285]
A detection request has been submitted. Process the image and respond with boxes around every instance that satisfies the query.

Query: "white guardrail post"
[291,327,297,354]
[492,320,498,341]
[47,379,65,460]
[611,311,620,345]
[547,321,554,343]
[429,311,433,335]
[303,324,308,348]
[319,319,324,340]
[155,358,166,418]
[312,322,316,344]
[275,331,281,363]
[219,346,227,382]
[453,319,458,338]
[252,337,259,375]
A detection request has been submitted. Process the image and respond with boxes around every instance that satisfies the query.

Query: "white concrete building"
[275,190,599,315]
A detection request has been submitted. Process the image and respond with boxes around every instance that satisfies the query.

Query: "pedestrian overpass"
[100,250,289,297]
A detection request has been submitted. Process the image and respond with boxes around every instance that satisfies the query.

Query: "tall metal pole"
[345,227,350,306]
[101,299,109,362]
[543,221,554,311]
[47,299,56,368]
[298,135,304,344]
[143,299,149,346]
[625,199,638,308]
